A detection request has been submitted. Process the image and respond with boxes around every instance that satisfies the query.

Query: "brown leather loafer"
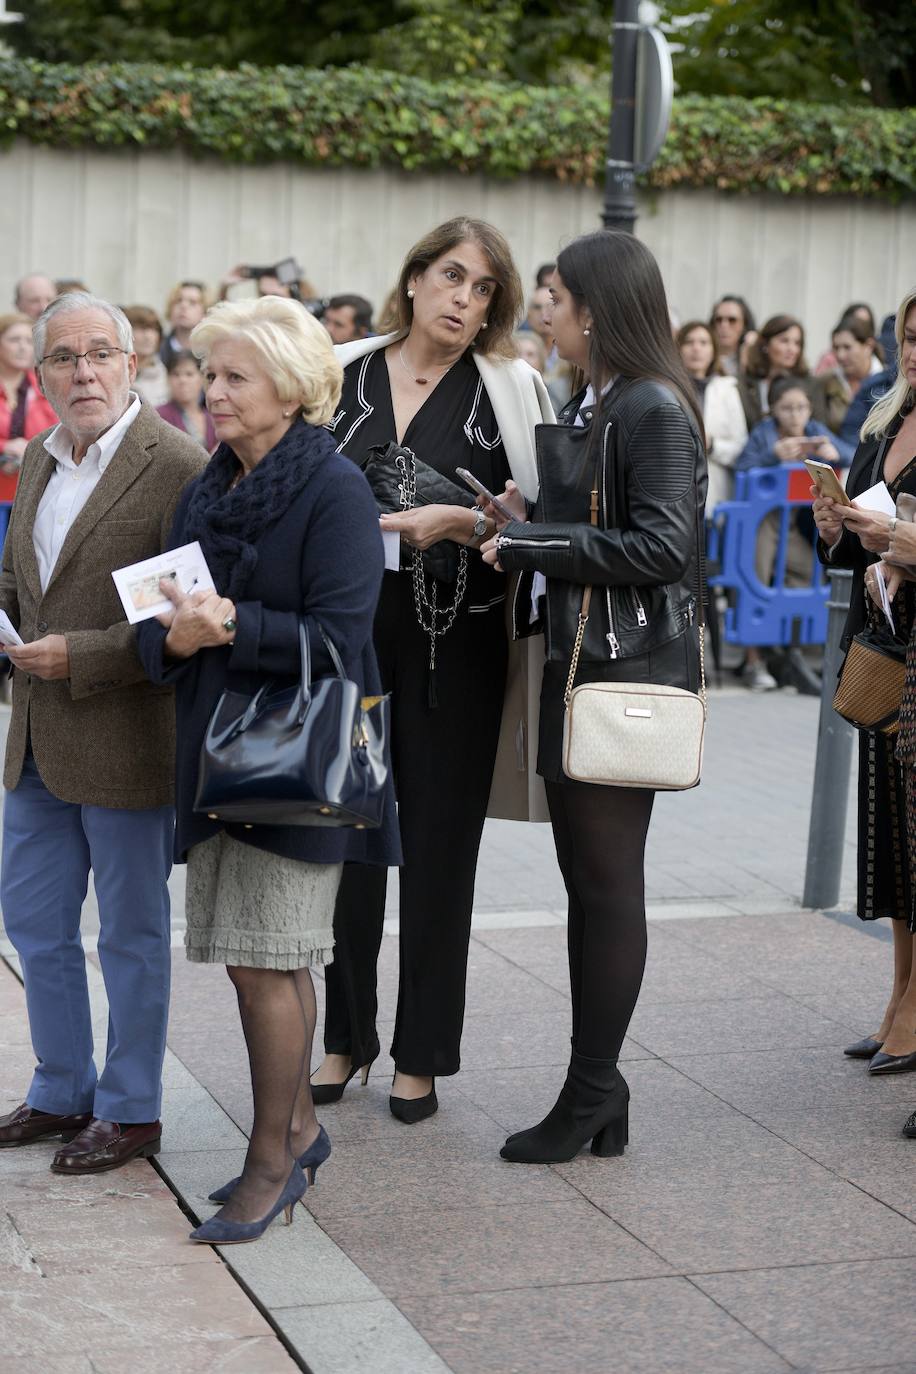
[50,1118,162,1174]
[0,1102,93,1148]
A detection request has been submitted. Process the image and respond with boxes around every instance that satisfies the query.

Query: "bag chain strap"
[396,449,468,676]
[562,480,707,714]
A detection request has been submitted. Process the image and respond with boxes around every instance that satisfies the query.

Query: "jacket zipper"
[498,536,571,549]
[628,588,648,627]
[599,427,620,659]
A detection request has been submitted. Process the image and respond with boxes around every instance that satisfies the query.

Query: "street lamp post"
[602,0,641,233]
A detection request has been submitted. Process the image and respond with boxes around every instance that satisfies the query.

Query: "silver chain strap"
[395,448,468,674]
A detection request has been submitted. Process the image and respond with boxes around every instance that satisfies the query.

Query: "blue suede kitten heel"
[208,1124,331,1203]
[190,1165,306,1245]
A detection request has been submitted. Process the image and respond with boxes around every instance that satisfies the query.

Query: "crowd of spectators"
[0,261,900,694]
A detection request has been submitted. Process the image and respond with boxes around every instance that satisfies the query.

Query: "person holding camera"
[310,217,553,1123]
[219,259,321,310]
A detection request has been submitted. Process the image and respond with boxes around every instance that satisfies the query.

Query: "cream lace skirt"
[184,833,341,970]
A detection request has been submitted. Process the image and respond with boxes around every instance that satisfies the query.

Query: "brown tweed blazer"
[0,402,205,808]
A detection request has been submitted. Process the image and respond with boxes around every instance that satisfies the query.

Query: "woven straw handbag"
[832,624,906,736]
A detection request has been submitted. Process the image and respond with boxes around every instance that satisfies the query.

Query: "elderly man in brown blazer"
[0,292,203,1172]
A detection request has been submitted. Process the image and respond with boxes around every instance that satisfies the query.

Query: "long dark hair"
[744,314,808,380]
[556,231,704,434]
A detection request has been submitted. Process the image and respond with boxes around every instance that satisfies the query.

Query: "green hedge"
[1,59,914,199]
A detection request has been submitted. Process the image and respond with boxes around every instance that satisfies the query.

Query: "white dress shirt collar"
[43,392,142,472]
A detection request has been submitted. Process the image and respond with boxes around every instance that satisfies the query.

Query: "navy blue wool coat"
[137,437,401,869]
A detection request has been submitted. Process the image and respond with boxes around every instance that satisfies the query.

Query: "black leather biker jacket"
[497,378,707,676]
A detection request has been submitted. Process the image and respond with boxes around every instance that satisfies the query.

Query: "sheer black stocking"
[545,779,654,1060]
[217,966,304,1223]
[289,968,320,1158]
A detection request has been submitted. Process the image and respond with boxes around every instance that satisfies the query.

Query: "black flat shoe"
[844,1036,884,1059]
[389,1084,437,1124]
[903,1111,916,1139]
[868,1050,916,1075]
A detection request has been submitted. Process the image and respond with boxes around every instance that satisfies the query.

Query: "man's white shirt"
[34,394,141,593]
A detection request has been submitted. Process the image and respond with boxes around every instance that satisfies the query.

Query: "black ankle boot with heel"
[500,1050,629,1164]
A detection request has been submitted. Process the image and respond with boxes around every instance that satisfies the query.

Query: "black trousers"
[324,574,507,1076]
[544,778,655,1061]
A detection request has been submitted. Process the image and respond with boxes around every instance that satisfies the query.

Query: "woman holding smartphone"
[814,287,916,1097]
[481,231,706,1162]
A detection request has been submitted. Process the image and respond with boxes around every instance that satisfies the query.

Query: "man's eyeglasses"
[39,347,128,373]
[714,314,741,325]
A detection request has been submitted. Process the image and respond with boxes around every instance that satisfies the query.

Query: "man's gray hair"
[33,291,134,363]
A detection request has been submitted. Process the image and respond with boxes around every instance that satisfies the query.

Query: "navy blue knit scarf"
[182,417,336,600]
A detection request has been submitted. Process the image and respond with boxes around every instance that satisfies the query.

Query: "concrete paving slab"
[627,991,857,1057]
[553,1114,832,1193]
[590,1175,916,1272]
[0,1259,275,1357]
[2,1159,177,1205]
[160,1084,250,1153]
[816,1365,916,1374]
[660,913,890,998]
[396,1277,794,1374]
[66,1336,300,1372]
[460,941,570,1016]
[455,1056,729,1137]
[302,1131,574,1222]
[161,1149,383,1310]
[8,1188,217,1275]
[668,1046,916,1114]
[455,1009,651,1070]
[275,1299,452,1374]
[299,1077,503,1145]
[694,1260,916,1371]
[319,1198,675,1298]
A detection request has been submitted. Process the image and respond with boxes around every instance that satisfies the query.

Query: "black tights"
[219,965,319,1222]
[545,779,654,1061]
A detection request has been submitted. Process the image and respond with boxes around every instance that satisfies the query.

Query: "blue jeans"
[1,753,174,1122]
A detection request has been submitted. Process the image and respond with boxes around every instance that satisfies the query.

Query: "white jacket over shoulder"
[703,374,748,511]
[335,332,554,820]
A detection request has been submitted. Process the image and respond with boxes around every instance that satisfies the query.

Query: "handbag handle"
[236,620,347,732]
[295,620,348,725]
[562,435,707,711]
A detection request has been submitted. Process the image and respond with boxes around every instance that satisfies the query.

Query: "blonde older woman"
[311,218,553,1123]
[137,296,399,1244]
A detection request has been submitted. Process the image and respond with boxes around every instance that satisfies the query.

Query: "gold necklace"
[398,345,455,387]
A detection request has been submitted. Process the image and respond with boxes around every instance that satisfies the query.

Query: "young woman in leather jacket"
[481,230,707,1163]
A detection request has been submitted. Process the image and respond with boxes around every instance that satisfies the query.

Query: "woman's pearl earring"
[583,327,591,336]
[407,289,415,299]
[480,321,488,329]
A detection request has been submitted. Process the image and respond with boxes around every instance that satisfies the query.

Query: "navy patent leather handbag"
[193,620,390,829]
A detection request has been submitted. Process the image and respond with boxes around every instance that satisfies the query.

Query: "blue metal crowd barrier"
[0,502,11,553]
[706,463,829,647]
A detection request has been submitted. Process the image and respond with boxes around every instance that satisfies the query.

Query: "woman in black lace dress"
[814,288,916,1114]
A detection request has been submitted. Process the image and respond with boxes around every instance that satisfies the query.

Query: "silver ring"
[222,618,237,632]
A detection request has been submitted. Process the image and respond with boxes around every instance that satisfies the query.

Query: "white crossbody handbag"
[561,487,707,790]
